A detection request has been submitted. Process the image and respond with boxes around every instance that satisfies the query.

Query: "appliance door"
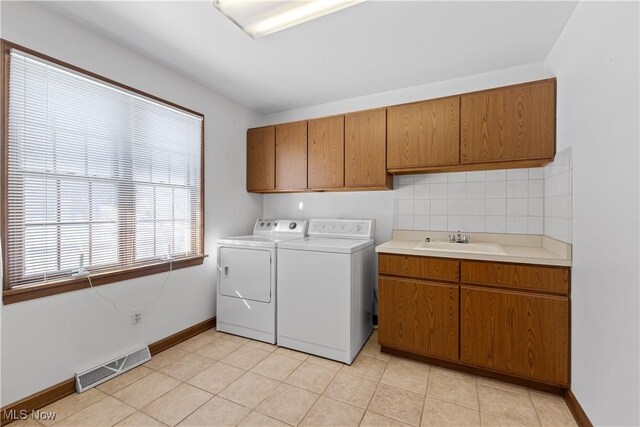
[219,246,272,303]
[277,248,351,361]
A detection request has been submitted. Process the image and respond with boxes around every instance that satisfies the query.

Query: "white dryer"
[277,219,375,364]
[217,219,308,343]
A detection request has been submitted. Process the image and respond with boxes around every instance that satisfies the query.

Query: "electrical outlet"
[131,308,142,325]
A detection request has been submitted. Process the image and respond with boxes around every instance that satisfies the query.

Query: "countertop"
[375,231,572,267]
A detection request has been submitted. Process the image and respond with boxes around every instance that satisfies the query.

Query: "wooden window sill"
[2,255,205,305]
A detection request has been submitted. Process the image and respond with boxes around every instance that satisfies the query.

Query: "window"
[2,42,204,300]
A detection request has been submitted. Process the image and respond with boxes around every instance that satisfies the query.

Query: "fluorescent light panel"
[214,0,365,38]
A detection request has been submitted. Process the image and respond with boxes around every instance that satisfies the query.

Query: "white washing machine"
[217,219,308,343]
[277,219,375,364]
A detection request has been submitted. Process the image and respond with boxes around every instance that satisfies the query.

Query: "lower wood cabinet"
[378,277,459,361]
[460,286,568,385]
[378,253,570,388]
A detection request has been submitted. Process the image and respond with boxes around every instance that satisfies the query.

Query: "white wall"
[544,2,639,425]
[0,2,262,405]
[261,63,549,243]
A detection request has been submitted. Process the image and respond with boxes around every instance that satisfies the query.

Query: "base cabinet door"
[379,277,459,360]
[460,286,569,385]
[378,277,416,351]
[414,280,459,360]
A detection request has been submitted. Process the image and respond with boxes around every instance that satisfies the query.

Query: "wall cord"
[85,259,173,318]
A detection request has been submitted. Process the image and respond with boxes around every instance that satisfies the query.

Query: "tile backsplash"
[392,147,573,242]
[393,168,545,234]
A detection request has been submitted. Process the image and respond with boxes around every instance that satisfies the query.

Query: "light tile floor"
[16,329,577,427]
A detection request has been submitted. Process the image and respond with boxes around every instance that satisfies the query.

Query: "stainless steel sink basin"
[414,241,507,255]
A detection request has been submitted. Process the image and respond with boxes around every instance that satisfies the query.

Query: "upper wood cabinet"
[247,79,557,193]
[461,261,569,295]
[387,96,460,171]
[275,121,307,191]
[308,116,344,189]
[378,253,570,388]
[344,109,390,188]
[461,79,556,164]
[246,126,275,192]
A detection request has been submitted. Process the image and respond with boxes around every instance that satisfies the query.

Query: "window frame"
[1,40,206,304]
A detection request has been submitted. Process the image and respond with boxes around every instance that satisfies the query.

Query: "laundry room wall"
[543,2,640,424]
[0,1,262,406]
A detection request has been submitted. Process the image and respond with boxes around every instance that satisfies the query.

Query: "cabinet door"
[460,286,569,385]
[308,116,344,189]
[387,97,460,170]
[378,277,415,351]
[414,280,459,360]
[379,277,459,360]
[246,126,275,192]
[345,109,389,188]
[276,121,307,190]
[460,80,555,164]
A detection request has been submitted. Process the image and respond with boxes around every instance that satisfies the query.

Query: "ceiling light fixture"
[214,0,365,38]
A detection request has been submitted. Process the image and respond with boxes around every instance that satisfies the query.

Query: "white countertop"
[375,231,572,267]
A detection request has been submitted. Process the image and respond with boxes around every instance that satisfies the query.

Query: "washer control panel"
[307,219,375,239]
[253,219,308,236]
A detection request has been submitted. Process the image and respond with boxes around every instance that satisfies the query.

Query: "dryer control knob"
[289,222,297,230]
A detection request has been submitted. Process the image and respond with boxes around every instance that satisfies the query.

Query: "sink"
[414,241,507,255]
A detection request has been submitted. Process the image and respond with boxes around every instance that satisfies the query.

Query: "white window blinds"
[6,49,203,289]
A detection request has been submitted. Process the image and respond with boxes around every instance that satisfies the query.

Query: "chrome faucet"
[449,230,470,244]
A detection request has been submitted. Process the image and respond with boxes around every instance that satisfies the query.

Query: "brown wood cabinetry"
[379,254,459,282]
[461,79,555,165]
[378,252,570,388]
[247,79,557,193]
[275,121,307,191]
[460,286,569,385]
[344,109,391,189]
[308,116,344,189]
[379,277,459,361]
[387,97,460,171]
[461,261,569,295]
[246,126,275,192]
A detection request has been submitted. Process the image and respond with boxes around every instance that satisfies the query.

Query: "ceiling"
[45,1,577,114]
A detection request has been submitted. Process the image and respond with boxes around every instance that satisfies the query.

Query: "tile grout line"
[358,353,392,426]
[44,390,111,427]
[529,393,545,427]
